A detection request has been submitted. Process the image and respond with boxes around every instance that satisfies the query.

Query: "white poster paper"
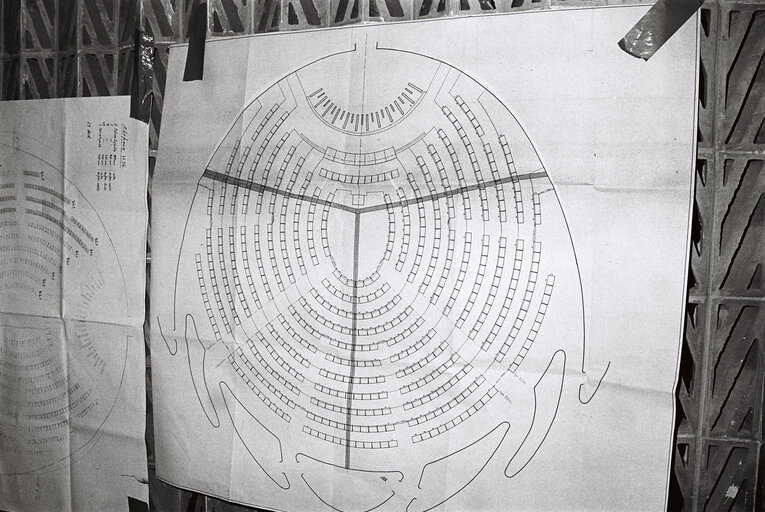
[0,98,149,512]
[151,7,697,511]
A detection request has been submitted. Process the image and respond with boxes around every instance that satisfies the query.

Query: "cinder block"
[208,0,254,35]
[281,0,330,30]
[81,52,117,96]
[21,54,55,99]
[705,301,764,438]
[22,0,56,51]
[717,5,765,150]
[699,440,760,511]
[142,0,181,42]
[711,156,764,297]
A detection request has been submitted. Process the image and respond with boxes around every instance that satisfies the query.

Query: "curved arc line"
[301,473,396,512]
[184,313,220,428]
[295,452,404,482]
[218,379,284,461]
[219,381,290,489]
[505,349,566,478]
[416,420,510,490]
[409,422,511,512]
[172,183,205,330]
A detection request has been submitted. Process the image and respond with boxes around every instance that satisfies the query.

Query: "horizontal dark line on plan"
[202,168,547,215]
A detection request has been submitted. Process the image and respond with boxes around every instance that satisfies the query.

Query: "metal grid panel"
[1,1,763,510]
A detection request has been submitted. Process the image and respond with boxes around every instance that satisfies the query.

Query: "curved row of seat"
[307,82,424,135]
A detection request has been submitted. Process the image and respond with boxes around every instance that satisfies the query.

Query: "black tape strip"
[127,496,149,512]
[130,30,154,123]
[184,2,208,82]
[618,0,703,60]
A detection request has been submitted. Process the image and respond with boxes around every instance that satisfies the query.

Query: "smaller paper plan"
[0,98,148,512]
[151,6,697,512]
